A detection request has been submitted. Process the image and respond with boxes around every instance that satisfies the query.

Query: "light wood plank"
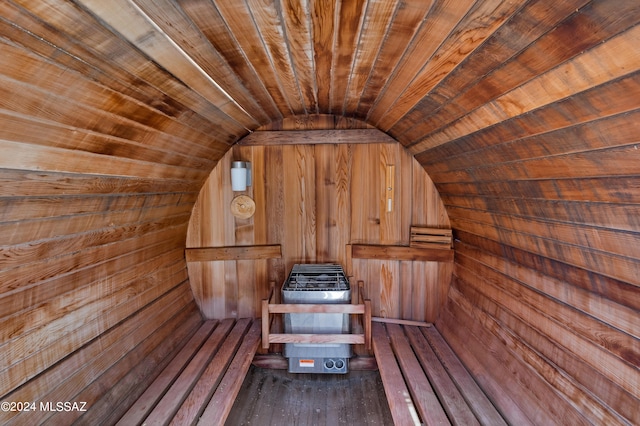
[185,244,281,262]
[169,318,252,425]
[134,0,269,123]
[0,216,189,294]
[453,260,640,397]
[239,128,396,145]
[268,304,365,314]
[143,319,235,424]
[278,0,316,112]
[355,0,435,117]
[39,305,202,426]
[267,333,365,345]
[452,215,640,286]
[449,203,640,262]
[1,1,235,137]
[0,246,187,347]
[308,0,335,111]
[330,0,367,114]
[371,322,421,425]
[0,139,206,181]
[342,0,400,114]
[436,306,542,426]
[177,0,282,119]
[352,244,454,262]
[247,0,304,114]
[404,326,481,426]
[213,0,292,116]
[386,323,450,426]
[400,0,614,144]
[197,320,262,425]
[420,328,506,425]
[75,0,257,128]
[458,241,640,340]
[365,0,480,127]
[0,270,192,398]
[443,194,640,233]
[409,25,640,153]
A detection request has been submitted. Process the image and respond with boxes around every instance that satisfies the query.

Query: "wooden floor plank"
[226,367,393,425]
[386,323,450,426]
[371,322,421,425]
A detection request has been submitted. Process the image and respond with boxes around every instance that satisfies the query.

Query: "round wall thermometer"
[230,195,255,219]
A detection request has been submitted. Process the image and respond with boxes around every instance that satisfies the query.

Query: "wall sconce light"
[231,161,251,191]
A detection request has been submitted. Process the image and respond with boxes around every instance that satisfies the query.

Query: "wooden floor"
[226,366,394,425]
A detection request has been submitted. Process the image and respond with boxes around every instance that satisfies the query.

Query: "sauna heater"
[282,264,352,374]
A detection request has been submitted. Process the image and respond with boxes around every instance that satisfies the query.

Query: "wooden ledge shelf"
[238,128,396,146]
[351,244,453,262]
[185,244,281,262]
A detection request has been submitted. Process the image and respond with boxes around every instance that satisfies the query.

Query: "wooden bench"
[116,317,261,426]
[372,321,507,426]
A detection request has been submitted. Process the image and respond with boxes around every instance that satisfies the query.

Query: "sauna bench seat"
[372,322,507,426]
[116,317,261,426]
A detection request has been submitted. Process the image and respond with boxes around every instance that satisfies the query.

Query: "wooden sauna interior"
[1,0,638,424]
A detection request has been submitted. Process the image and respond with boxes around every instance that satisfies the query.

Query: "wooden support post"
[364,299,372,351]
[359,281,372,351]
[261,282,275,350]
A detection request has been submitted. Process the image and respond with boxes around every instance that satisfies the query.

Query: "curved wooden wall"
[0,1,638,424]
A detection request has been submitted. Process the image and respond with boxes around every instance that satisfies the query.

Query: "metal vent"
[282,263,349,291]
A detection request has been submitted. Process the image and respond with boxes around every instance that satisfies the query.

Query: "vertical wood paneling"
[187,132,451,321]
[379,142,401,244]
[315,144,352,262]
[283,144,317,267]
[350,143,381,243]
[265,145,286,284]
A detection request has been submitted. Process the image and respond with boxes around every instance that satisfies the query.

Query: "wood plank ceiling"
[1,0,639,424]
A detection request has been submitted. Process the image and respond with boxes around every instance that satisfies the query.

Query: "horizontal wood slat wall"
[186,138,451,321]
[0,2,221,424]
[407,4,640,424]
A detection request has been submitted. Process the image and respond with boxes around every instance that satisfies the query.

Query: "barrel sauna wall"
[0,1,638,425]
[186,117,451,321]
